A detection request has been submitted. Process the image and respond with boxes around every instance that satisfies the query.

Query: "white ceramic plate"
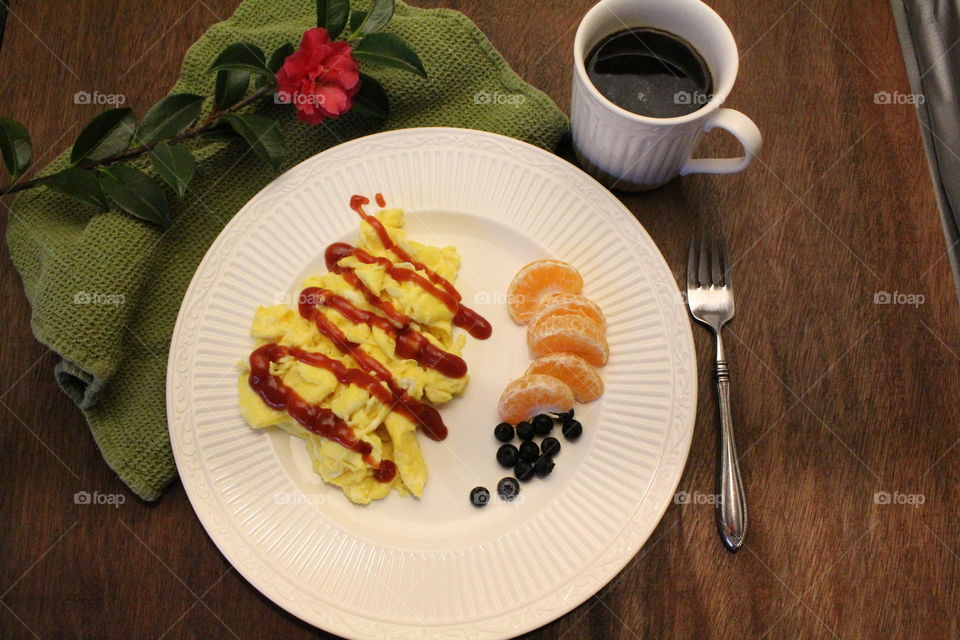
[168,127,696,639]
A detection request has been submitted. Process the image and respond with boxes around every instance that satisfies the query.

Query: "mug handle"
[680,109,762,176]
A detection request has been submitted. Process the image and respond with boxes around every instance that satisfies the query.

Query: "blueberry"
[534,456,555,477]
[519,440,540,462]
[516,421,534,441]
[494,422,515,442]
[532,414,553,435]
[514,460,535,482]
[497,443,519,467]
[554,409,575,422]
[562,419,582,441]
[541,436,561,457]
[497,477,520,501]
[470,486,490,507]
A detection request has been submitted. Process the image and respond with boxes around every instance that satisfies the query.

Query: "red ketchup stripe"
[247,344,397,483]
[345,195,492,340]
[349,195,459,299]
[297,292,449,441]
[298,286,467,379]
[325,242,411,327]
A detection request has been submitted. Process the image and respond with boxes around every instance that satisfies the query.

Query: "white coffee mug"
[571,0,762,191]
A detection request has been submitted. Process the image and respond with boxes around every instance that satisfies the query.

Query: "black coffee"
[586,27,713,118]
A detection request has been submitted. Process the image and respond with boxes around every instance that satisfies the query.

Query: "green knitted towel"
[5,0,567,500]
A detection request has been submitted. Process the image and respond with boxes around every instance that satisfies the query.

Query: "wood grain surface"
[2,1,959,638]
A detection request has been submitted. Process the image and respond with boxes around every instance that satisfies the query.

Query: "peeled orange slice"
[527,314,609,366]
[526,352,604,403]
[498,374,575,424]
[507,260,583,324]
[529,293,606,334]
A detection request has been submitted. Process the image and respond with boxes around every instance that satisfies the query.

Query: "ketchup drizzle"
[345,195,492,340]
[248,343,397,483]
[325,243,409,326]
[297,293,449,441]
[350,195,460,299]
[298,285,467,379]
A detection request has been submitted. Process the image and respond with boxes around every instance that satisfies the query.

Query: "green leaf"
[352,73,389,120]
[349,10,367,33]
[209,42,269,76]
[266,43,295,74]
[197,123,240,142]
[353,33,427,78]
[317,0,350,38]
[351,0,394,37]
[44,168,107,211]
[70,108,135,165]
[214,70,249,110]
[136,93,204,144]
[222,114,285,171]
[0,117,32,180]
[97,165,170,227]
[149,142,196,197]
[257,43,294,89]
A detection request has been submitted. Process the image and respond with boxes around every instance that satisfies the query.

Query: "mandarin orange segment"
[507,260,583,324]
[498,374,575,424]
[527,314,608,366]
[526,352,604,403]
[529,293,606,334]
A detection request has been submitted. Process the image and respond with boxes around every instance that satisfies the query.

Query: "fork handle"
[715,360,747,552]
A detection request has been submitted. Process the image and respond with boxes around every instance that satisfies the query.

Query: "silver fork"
[686,229,747,553]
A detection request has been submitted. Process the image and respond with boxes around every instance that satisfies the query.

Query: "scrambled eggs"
[238,207,469,504]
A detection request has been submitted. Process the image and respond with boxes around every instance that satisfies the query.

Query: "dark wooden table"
[2,1,958,638]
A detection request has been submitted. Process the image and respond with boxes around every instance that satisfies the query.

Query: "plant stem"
[1,176,43,194]
[0,84,274,196]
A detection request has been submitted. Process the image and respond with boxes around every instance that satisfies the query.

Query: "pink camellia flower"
[275,28,361,125]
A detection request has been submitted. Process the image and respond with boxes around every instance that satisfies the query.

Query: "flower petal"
[314,84,351,116]
[301,27,331,51]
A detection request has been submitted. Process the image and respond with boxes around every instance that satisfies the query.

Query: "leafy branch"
[0,0,426,227]
[0,85,273,198]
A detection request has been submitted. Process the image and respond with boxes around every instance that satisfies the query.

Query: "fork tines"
[687,227,732,290]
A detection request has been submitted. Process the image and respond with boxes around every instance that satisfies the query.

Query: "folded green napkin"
[6,0,567,500]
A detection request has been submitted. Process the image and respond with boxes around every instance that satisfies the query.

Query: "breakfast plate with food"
[168,127,696,639]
